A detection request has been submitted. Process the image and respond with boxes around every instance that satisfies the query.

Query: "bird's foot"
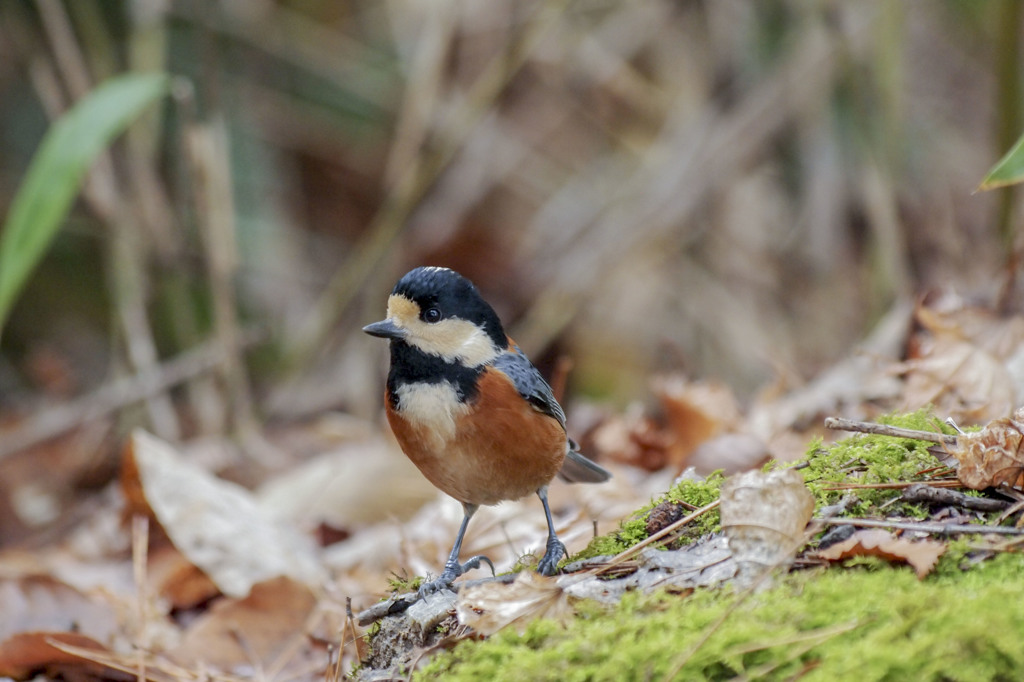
[418,554,495,597]
[536,537,567,576]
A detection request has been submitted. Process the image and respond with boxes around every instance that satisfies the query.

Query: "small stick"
[820,517,1024,536]
[593,499,722,577]
[900,483,1011,512]
[824,417,958,446]
[822,480,961,491]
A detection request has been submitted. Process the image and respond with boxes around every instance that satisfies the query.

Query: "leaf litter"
[3,296,1024,679]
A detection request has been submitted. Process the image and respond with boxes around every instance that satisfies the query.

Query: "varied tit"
[364,266,611,594]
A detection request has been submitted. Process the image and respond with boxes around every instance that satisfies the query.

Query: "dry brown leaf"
[899,337,1016,424]
[167,576,322,672]
[456,572,572,636]
[654,377,742,470]
[146,545,220,610]
[588,376,742,473]
[0,632,113,680]
[122,429,323,598]
[814,529,945,579]
[899,298,1024,422]
[945,408,1024,490]
[590,410,673,471]
[914,295,1024,360]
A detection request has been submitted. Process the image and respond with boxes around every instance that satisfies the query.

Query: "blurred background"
[0,1,1022,539]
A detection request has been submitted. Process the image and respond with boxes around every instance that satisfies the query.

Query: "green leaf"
[978,129,1024,191]
[0,72,171,336]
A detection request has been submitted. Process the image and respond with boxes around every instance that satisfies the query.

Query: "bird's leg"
[419,502,494,596]
[536,486,567,576]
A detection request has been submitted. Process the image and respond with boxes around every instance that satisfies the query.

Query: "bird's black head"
[363,267,508,366]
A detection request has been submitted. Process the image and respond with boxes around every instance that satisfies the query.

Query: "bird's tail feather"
[557,446,611,484]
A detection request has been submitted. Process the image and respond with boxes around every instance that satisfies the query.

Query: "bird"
[363,266,611,594]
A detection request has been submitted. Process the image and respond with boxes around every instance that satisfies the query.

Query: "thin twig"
[822,480,961,491]
[900,483,1011,512]
[130,515,148,682]
[824,417,957,446]
[819,517,1024,536]
[593,499,721,577]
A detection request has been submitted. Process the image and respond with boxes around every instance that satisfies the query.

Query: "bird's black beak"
[363,318,406,340]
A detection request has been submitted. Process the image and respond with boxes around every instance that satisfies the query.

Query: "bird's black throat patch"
[386,341,482,409]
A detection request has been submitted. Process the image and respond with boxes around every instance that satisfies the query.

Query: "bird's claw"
[536,537,567,576]
[418,554,495,597]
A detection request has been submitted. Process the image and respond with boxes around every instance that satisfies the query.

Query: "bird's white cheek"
[394,381,470,450]
[405,320,500,368]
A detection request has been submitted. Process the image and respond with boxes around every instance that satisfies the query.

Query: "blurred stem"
[874,0,904,173]
[283,0,571,369]
[126,6,228,436]
[995,0,1022,311]
[185,118,257,439]
[107,215,181,441]
[178,0,261,445]
[36,0,181,440]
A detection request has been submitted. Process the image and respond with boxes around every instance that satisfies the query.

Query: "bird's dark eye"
[423,307,442,323]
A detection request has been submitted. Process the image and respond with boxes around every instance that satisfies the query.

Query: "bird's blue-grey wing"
[492,348,610,483]
[491,348,567,429]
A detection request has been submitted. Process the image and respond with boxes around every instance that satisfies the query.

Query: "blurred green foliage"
[980,130,1024,191]
[0,72,170,337]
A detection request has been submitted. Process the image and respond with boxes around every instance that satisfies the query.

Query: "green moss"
[416,552,1024,681]
[663,471,724,536]
[401,409,1023,680]
[573,516,650,561]
[572,472,725,562]
[799,408,953,516]
[387,572,423,594]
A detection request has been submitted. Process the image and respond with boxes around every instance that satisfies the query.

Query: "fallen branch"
[824,417,957,446]
[900,483,1011,512]
[819,517,1024,536]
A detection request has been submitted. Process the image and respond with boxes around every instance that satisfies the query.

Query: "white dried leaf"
[456,572,571,636]
[129,430,323,597]
[720,468,814,585]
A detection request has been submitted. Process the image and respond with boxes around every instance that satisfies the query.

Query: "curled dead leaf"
[720,468,815,584]
[945,408,1024,490]
[0,576,121,681]
[812,529,945,579]
[168,576,321,672]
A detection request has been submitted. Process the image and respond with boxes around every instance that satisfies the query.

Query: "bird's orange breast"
[386,368,567,506]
